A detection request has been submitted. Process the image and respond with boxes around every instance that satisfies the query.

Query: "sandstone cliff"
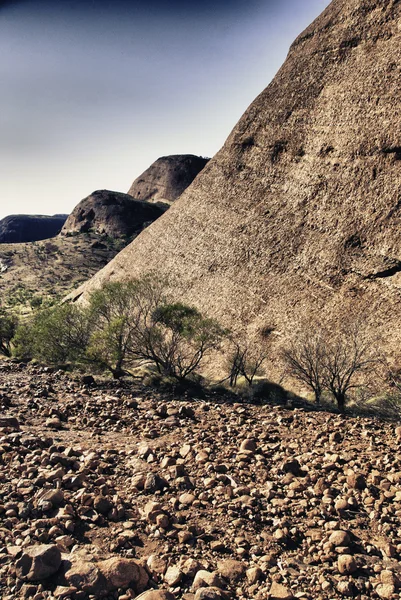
[70,0,401,355]
[128,155,209,204]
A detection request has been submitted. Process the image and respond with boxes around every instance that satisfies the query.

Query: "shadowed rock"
[61,190,166,238]
[0,214,67,243]
[16,545,62,581]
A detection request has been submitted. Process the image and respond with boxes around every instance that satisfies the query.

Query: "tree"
[283,321,378,412]
[226,340,267,387]
[322,323,378,412]
[226,342,244,388]
[149,303,225,380]
[282,333,325,404]
[0,309,18,357]
[86,279,159,378]
[87,277,225,380]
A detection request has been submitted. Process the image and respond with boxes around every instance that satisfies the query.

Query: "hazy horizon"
[0,0,331,220]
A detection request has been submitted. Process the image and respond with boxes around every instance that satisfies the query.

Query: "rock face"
[128,155,209,204]
[0,214,67,243]
[61,190,166,237]
[71,0,401,355]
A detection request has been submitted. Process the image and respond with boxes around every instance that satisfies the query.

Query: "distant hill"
[0,214,68,244]
[0,233,120,311]
[61,190,167,237]
[0,152,208,310]
[128,154,209,204]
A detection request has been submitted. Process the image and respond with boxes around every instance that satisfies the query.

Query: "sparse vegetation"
[0,232,121,313]
[2,266,386,411]
[226,339,267,387]
[283,322,379,412]
[12,275,225,381]
[13,303,90,364]
[0,308,18,357]
[282,332,325,404]
[87,278,225,379]
[149,302,225,380]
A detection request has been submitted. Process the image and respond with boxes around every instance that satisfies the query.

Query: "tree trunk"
[0,348,11,358]
[336,392,346,413]
[111,367,125,379]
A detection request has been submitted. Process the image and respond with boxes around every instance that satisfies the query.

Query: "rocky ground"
[1,361,401,600]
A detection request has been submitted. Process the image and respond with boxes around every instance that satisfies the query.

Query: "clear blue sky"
[0,0,330,219]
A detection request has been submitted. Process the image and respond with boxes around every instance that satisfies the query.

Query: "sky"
[0,0,331,219]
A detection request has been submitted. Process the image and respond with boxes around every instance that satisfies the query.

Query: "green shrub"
[11,275,225,381]
[13,304,90,364]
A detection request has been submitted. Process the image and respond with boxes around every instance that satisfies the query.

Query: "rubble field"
[1,360,401,600]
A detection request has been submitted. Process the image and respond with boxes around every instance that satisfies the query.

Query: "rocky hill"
[0,150,202,310]
[0,234,121,311]
[70,0,401,364]
[61,190,167,237]
[1,360,401,600]
[0,214,68,244]
[128,155,209,204]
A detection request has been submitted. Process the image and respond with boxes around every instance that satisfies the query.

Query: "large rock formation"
[61,190,166,238]
[71,0,401,354]
[0,214,67,244]
[128,155,209,204]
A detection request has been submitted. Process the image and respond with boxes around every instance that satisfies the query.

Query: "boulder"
[16,544,62,581]
[98,557,148,592]
[61,190,166,237]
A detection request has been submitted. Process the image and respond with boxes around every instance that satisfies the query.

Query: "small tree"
[149,303,225,380]
[86,279,160,378]
[0,308,18,357]
[226,342,244,387]
[322,323,377,412]
[282,333,325,404]
[283,321,378,412]
[226,340,267,387]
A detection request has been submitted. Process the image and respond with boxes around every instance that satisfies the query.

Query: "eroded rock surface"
[128,155,209,205]
[72,0,401,362]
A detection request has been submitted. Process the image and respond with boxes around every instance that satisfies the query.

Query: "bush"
[11,275,226,381]
[13,304,90,364]
[282,332,325,404]
[283,321,379,412]
[226,340,267,387]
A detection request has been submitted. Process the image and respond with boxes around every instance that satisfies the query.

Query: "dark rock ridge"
[61,190,167,238]
[128,155,209,204]
[71,0,401,357]
[0,214,67,244]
